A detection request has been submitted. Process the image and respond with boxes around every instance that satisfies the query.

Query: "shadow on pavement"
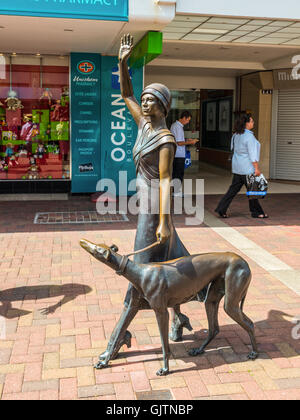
[0,283,92,318]
[105,310,300,372]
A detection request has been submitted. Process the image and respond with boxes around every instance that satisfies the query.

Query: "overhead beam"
[148,58,266,71]
[263,53,296,70]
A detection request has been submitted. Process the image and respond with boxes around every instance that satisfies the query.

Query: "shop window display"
[0,56,70,180]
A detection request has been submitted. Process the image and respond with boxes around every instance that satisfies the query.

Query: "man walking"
[171,111,198,196]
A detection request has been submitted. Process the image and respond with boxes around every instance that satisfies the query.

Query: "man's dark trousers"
[172,157,186,189]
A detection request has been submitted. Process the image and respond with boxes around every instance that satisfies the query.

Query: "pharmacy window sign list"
[71,53,101,193]
[0,0,128,21]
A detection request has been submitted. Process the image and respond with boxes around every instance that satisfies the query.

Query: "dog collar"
[116,255,129,276]
[115,240,161,276]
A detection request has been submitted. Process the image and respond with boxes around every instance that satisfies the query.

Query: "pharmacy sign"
[0,0,128,21]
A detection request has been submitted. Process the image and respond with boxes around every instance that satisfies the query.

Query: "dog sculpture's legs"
[155,309,171,376]
[95,287,142,369]
[96,305,138,368]
[189,278,224,356]
[224,293,258,360]
[169,304,193,342]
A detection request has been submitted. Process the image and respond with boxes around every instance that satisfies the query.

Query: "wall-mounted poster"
[206,101,217,131]
[219,99,231,132]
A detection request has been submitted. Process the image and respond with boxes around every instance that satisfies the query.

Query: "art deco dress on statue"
[124,118,190,306]
[133,117,190,263]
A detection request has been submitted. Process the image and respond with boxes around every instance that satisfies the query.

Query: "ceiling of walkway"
[164,15,300,45]
[148,14,300,77]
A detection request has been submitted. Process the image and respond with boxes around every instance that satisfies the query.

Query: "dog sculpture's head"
[80,239,119,262]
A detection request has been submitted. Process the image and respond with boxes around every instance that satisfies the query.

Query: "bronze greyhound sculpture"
[80,240,258,376]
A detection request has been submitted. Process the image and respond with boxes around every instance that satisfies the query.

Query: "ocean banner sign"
[100,56,144,196]
[71,52,101,193]
[0,0,128,21]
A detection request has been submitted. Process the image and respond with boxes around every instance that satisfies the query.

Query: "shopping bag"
[185,150,192,169]
[246,173,268,199]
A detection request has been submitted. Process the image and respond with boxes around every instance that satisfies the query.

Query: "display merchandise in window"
[0,59,70,180]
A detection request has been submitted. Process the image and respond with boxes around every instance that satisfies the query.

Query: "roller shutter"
[276,90,300,180]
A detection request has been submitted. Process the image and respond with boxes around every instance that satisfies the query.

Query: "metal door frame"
[270,89,279,179]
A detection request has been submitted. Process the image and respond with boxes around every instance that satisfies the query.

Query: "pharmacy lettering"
[0,0,128,21]
[71,53,101,193]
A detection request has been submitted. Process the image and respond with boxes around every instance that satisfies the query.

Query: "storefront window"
[201,90,234,152]
[167,90,201,138]
[0,55,70,180]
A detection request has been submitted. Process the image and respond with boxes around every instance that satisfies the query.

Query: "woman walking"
[215,112,268,219]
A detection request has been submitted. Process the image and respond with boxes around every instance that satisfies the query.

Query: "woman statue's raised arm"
[119,34,143,126]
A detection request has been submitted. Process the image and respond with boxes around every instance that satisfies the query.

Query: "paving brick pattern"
[0,194,299,400]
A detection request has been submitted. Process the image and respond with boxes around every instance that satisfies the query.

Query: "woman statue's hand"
[119,34,134,62]
[156,222,171,245]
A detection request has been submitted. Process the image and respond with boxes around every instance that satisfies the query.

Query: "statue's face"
[141,93,164,118]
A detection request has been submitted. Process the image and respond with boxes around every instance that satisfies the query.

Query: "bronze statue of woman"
[97,35,205,366]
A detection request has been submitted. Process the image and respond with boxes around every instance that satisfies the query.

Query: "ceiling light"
[183,34,221,41]
[250,20,272,25]
[201,23,239,30]
[252,38,289,43]
[282,38,300,45]
[209,17,249,25]
[277,27,300,34]
[11,52,17,56]
[193,28,228,35]
[163,33,182,40]
[164,26,193,33]
[268,21,293,27]
[217,35,239,41]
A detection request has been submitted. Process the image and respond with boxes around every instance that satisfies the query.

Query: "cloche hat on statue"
[141,83,172,116]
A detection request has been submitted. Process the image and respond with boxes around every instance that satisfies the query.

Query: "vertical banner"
[71,53,101,193]
[100,56,144,195]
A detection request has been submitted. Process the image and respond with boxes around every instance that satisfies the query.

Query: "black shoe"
[215,210,229,219]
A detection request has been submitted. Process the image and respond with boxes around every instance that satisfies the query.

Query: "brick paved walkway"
[0,194,299,400]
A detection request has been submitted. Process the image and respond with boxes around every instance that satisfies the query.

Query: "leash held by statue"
[117,240,161,275]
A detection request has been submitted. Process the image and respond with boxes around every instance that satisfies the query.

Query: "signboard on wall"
[100,56,144,195]
[0,0,128,21]
[71,52,101,193]
[273,68,300,90]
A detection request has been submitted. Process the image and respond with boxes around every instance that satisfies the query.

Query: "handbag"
[185,150,192,169]
[246,173,268,199]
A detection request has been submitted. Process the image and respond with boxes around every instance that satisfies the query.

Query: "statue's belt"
[116,241,161,275]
